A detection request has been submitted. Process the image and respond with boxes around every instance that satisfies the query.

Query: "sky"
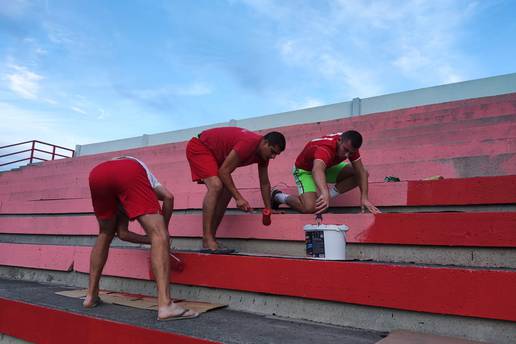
[1,0,516,152]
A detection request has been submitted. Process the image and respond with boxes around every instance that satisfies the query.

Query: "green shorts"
[293,161,349,194]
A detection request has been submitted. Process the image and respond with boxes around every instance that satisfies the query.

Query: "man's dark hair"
[341,130,363,149]
[264,131,286,151]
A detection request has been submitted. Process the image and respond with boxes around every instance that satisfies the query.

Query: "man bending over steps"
[272,131,381,214]
[186,127,286,253]
[85,156,198,321]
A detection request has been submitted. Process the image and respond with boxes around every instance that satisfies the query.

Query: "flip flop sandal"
[157,309,199,321]
[83,296,102,308]
[215,241,239,252]
[199,248,236,254]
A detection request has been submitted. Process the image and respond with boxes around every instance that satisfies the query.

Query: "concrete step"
[0,278,385,344]
[0,265,513,344]
[4,211,514,247]
[0,234,514,270]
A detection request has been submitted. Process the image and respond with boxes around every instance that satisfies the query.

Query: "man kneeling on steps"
[85,156,198,320]
[272,131,381,214]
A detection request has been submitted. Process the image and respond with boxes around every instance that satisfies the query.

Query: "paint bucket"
[304,224,349,260]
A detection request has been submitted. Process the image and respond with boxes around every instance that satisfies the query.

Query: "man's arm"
[351,159,380,214]
[313,159,330,214]
[116,210,151,245]
[154,185,174,228]
[258,163,272,209]
[218,150,251,211]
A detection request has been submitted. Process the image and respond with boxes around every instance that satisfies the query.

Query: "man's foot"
[83,295,102,308]
[158,301,199,321]
[202,238,219,250]
[199,240,236,254]
[199,248,236,254]
[271,188,283,210]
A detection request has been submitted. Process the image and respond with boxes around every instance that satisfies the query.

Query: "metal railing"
[0,140,75,168]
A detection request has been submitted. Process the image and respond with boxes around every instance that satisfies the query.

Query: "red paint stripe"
[172,254,516,322]
[345,212,516,247]
[72,248,516,322]
[407,175,516,205]
[2,212,515,248]
[0,243,74,271]
[0,297,218,344]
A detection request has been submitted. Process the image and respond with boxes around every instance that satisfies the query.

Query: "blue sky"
[1,0,515,150]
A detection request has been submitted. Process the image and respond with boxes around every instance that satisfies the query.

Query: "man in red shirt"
[272,131,380,214]
[186,127,286,253]
[86,157,197,320]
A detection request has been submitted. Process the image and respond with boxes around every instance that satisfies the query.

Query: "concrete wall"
[75,72,516,156]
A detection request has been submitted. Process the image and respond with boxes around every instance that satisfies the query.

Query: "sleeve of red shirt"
[349,149,361,162]
[313,147,334,167]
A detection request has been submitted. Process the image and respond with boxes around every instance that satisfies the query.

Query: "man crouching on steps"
[186,127,286,253]
[85,156,198,320]
[272,131,381,214]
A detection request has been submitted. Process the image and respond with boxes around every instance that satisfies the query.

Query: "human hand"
[315,192,330,214]
[262,208,271,226]
[361,199,381,214]
[236,197,252,212]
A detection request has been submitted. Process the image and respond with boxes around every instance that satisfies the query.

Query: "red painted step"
[0,243,74,271]
[2,212,515,248]
[0,298,217,344]
[2,175,515,212]
[72,247,516,322]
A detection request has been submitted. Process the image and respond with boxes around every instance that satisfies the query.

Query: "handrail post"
[29,141,35,164]
[52,146,56,160]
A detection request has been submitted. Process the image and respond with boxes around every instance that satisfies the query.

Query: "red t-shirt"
[295,133,361,171]
[199,127,266,167]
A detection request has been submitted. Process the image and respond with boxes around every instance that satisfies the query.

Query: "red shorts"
[186,137,219,182]
[89,159,161,220]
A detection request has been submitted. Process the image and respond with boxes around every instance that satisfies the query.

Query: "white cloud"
[43,98,58,105]
[44,22,76,46]
[301,98,324,109]
[71,106,87,115]
[0,102,92,150]
[243,0,480,95]
[277,39,383,98]
[5,64,43,99]
[133,82,213,99]
[97,108,106,120]
[331,0,479,84]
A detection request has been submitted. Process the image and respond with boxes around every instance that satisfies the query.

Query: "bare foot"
[202,238,218,250]
[83,295,101,308]
[158,301,199,320]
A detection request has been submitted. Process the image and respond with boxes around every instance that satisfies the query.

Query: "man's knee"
[98,219,116,239]
[139,215,168,238]
[151,227,169,242]
[206,177,223,194]
[299,195,317,214]
[301,206,316,214]
[146,224,169,245]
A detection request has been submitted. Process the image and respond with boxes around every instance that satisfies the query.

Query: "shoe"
[271,188,283,210]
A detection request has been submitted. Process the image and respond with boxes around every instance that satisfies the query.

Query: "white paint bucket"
[304,224,349,260]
